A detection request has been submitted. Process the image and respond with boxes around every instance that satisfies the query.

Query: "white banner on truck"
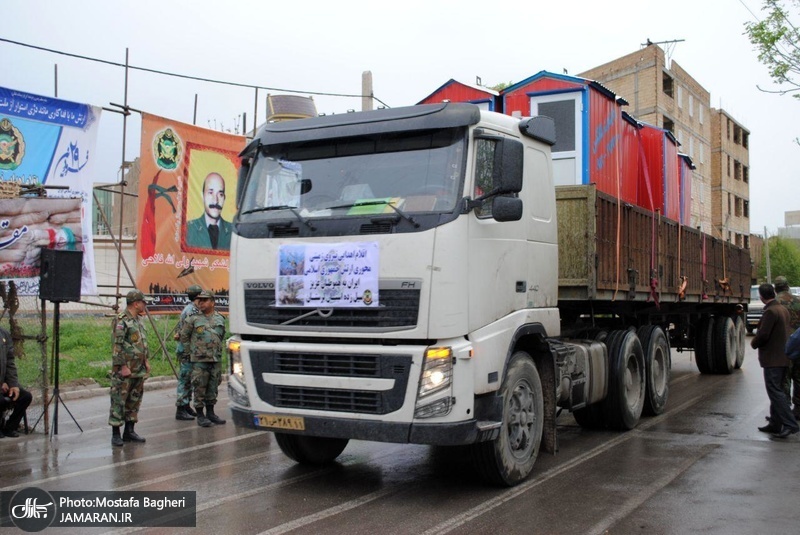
[276,242,379,307]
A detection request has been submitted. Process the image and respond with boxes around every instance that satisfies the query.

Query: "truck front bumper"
[230,405,500,446]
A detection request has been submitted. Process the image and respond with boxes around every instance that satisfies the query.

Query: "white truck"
[227,103,750,486]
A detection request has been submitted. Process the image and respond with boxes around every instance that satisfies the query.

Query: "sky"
[1,0,798,236]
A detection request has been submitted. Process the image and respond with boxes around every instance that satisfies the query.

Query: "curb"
[54,376,179,402]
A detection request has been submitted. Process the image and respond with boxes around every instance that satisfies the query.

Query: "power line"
[0,37,391,108]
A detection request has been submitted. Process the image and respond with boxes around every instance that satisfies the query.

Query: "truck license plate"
[255,414,305,431]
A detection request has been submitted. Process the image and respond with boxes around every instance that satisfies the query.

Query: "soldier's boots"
[185,405,197,417]
[205,404,227,425]
[122,421,146,443]
[111,426,124,447]
[196,407,214,428]
[175,406,195,421]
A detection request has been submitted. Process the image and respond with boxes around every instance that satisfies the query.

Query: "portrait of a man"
[185,172,232,250]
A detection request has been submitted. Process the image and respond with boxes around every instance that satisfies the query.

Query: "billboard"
[137,113,245,311]
[0,86,100,295]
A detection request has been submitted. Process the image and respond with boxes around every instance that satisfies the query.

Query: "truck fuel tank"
[550,339,608,410]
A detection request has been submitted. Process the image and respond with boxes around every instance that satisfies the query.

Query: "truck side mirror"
[236,159,251,210]
[493,138,523,194]
[492,196,523,222]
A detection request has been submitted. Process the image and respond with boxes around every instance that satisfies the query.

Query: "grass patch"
[15,314,229,388]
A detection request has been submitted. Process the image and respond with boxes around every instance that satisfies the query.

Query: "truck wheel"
[694,317,715,374]
[603,330,645,430]
[733,316,746,369]
[637,325,670,416]
[274,433,349,465]
[471,352,544,486]
[712,316,737,375]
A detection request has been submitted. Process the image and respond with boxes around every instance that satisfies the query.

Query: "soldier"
[109,289,151,447]
[180,290,226,427]
[775,276,800,418]
[174,284,203,421]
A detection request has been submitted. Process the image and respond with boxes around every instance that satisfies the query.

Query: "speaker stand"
[32,301,84,437]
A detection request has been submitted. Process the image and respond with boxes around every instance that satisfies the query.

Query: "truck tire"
[471,351,544,486]
[733,316,746,369]
[637,325,670,416]
[274,433,349,465]
[712,316,737,375]
[694,317,715,374]
[603,330,645,430]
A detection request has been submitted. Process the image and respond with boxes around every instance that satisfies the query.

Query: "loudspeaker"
[39,248,83,302]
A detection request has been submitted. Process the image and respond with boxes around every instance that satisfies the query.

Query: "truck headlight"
[228,339,243,380]
[418,347,453,398]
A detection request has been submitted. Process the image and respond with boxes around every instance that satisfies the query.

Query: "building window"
[728,192,731,214]
[744,235,750,249]
[743,165,749,183]
[689,95,694,117]
[677,85,683,108]
[727,119,731,140]
[689,137,694,158]
[734,160,742,181]
[735,196,742,217]
[742,131,749,149]
[734,125,742,145]
[727,155,731,176]
[699,105,704,124]
[743,199,749,218]
[663,116,674,134]
[663,72,674,98]
[699,143,705,164]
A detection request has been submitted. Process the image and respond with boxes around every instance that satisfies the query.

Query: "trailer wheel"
[637,325,670,416]
[274,433,349,465]
[694,317,715,374]
[603,330,645,430]
[712,316,737,375]
[471,352,544,486]
[733,316,746,369]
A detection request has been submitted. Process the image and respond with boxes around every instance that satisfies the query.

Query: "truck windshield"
[239,129,466,220]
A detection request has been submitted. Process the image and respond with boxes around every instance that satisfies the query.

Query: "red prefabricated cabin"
[639,123,681,221]
[678,153,695,226]
[417,79,499,111]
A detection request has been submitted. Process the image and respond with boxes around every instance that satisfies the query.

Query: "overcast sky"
[2,0,798,235]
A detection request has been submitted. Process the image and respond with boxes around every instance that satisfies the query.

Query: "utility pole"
[764,226,772,283]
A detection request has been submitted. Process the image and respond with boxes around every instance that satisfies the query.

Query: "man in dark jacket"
[751,283,799,438]
[0,326,32,437]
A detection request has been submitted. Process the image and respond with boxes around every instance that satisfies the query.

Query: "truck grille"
[244,287,421,329]
[251,350,412,414]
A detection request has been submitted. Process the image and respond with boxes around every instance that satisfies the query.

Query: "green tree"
[759,235,800,283]
[489,81,514,92]
[745,0,800,100]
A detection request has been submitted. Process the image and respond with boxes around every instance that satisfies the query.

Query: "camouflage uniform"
[175,301,200,408]
[776,277,800,412]
[109,308,149,427]
[181,308,225,410]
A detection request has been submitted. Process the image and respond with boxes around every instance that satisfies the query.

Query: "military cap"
[126,289,152,304]
[196,290,214,300]
[774,276,789,289]
[187,285,203,300]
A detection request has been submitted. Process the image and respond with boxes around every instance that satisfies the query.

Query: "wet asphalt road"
[1,341,799,535]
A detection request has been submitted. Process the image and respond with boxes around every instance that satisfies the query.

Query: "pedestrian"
[109,289,151,446]
[0,326,32,438]
[751,283,799,438]
[174,284,203,421]
[180,290,226,427]
[774,275,800,419]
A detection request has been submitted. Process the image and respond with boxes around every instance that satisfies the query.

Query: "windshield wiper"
[239,205,315,231]
[329,200,419,228]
